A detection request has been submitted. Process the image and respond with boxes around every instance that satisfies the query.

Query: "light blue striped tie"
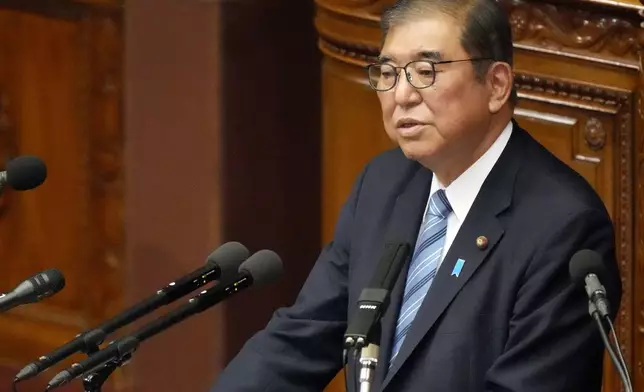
[389,189,452,366]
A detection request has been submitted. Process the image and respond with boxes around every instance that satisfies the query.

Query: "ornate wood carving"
[615,93,634,375]
[502,0,641,68]
[634,8,644,388]
[316,0,643,68]
[517,77,634,373]
[514,74,628,111]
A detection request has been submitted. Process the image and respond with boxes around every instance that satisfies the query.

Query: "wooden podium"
[314,0,644,391]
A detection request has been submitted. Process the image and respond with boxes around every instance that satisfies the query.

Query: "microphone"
[344,242,411,349]
[569,249,632,392]
[14,241,249,383]
[0,269,65,313]
[569,249,611,318]
[45,249,283,391]
[343,242,410,392]
[0,155,47,192]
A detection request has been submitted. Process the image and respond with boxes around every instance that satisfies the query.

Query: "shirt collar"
[429,120,513,222]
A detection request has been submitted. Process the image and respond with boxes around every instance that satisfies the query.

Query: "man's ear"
[487,62,513,113]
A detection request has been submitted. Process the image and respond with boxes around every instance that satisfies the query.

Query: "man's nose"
[394,70,422,106]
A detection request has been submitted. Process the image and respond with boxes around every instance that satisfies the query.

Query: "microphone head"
[238,249,283,287]
[6,155,47,191]
[32,269,66,296]
[15,269,66,304]
[206,241,249,279]
[569,249,606,287]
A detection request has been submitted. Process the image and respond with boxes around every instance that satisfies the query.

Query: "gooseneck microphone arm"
[50,274,253,392]
[14,241,249,383]
[591,309,632,392]
[606,318,632,392]
[45,249,283,392]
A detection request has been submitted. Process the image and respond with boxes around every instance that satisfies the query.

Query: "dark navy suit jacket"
[211,122,622,392]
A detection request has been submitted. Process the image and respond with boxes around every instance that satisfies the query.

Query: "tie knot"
[428,189,452,219]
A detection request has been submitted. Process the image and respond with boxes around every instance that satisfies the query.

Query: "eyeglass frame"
[365,57,493,92]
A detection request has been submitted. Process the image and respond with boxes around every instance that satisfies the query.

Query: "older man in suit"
[210,0,622,391]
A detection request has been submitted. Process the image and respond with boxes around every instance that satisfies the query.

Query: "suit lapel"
[370,163,433,390]
[380,122,526,390]
[381,208,505,388]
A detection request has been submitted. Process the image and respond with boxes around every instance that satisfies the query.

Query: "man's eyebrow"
[376,55,393,63]
[419,51,442,61]
[376,51,442,64]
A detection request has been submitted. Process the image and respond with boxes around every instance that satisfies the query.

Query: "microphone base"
[82,364,116,392]
[81,353,131,392]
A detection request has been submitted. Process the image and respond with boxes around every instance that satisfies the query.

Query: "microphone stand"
[349,324,381,392]
[81,355,130,392]
[357,343,379,392]
[589,301,632,392]
[46,267,262,392]
[69,342,129,392]
[342,242,410,392]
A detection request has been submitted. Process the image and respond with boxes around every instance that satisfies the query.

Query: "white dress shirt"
[422,121,513,268]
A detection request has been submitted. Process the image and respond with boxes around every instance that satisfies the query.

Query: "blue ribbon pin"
[451,259,466,277]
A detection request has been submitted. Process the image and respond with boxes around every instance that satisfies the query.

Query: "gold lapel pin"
[476,236,488,250]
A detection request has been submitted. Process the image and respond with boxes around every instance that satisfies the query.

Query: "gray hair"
[381,0,517,104]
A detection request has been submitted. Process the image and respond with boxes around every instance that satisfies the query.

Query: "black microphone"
[15,241,249,383]
[343,242,410,392]
[343,242,411,349]
[45,249,283,390]
[0,155,47,192]
[0,269,65,313]
[569,249,632,392]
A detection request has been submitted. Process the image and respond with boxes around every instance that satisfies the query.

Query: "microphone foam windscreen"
[6,155,47,191]
[239,249,283,287]
[569,249,606,287]
[206,242,249,279]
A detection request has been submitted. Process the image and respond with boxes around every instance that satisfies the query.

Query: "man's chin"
[398,142,442,169]
[400,142,429,160]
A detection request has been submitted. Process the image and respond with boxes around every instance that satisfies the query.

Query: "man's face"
[377,15,495,170]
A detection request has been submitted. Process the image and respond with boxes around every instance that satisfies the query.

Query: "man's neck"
[433,114,512,186]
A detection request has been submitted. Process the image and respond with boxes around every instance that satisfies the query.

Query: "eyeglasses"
[366,58,492,91]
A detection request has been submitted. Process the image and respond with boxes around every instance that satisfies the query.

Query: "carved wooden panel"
[635,11,644,389]
[0,1,124,389]
[314,0,644,391]
[514,82,635,392]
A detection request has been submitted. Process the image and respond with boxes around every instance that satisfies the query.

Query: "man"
[211,0,622,390]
